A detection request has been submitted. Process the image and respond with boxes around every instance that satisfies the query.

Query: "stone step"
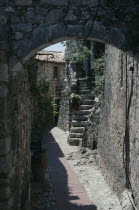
[72,120,88,127]
[73,110,91,115]
[68,138,81,146]
[79,83,88,86]
[73,115,88,121]
[79,79,87,83]
[81,100,94,105]
[79,87,90,90]
[80,105,93,110]
[70,133,83,138]
[79,90,91,94]
[79,84,88,87]
[71,127,85,133]
[81,95,94,100]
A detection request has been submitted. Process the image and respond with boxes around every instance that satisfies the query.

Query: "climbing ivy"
[27,59,56,127]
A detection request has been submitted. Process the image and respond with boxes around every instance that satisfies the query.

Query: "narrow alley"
[31,127,122,210]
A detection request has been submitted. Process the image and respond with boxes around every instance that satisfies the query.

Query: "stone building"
[0,0,139,209]
[35,50,65,99]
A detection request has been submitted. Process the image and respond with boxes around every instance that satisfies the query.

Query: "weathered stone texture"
[3,66,32,210]
[98,45,139,208]
[0,0,138,209]
[58,62,78,131]
[15,0,32,6]
[37,61,65,96]
[40,0,68,6]
[58,88,70,131]
[83,102,100,149]
[0,0,137,64]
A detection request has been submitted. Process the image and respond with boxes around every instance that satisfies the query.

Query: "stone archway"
[0,1,139,209]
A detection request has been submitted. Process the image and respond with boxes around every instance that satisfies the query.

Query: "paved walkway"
[47,130,97,210]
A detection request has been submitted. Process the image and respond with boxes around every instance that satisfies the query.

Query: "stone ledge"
[15,0,32,6]
[40,0,68,6]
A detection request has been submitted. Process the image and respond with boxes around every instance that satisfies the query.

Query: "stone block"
[0,178,9,187]
[15,32,23,41]
[0,85,8,98]
[46,9,63,24]
[0,98,7,120]
[70,0,86,6]
[0,136,11,156]
[0,201,8,210]
[11,16,20,24]
[0,42,8,51]
[18,23,32,32]
[0,120,10,139]
[15,0,32,6]
[65,10,77,22]
[0,64,8,82]
[86,0,100,7]
[8,196,14,208]
[0,0,8,6]
[41,0,68,6]
[0,187,11,201]
[0,16,7,25]
[0,152,12,174]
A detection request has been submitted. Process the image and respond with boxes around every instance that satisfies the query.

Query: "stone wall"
[58,62,78,131]
[98,45,139,208]
[11,66,31,210]
[37,61,65,95]
[58,87,70,131]
[0,0,137,68]
[0,63,31,210]
[83,101,100,149]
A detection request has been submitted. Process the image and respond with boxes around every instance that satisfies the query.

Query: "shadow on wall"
[46,128,97,210]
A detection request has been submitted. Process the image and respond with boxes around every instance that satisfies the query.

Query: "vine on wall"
[27,58,55,128]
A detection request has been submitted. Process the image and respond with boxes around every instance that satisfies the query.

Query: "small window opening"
[54,66,58,79]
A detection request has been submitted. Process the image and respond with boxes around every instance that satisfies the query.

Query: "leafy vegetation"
[63,40,91,62]
[63,40,105,98]
[70,93,82,104]
[28,60,56,127]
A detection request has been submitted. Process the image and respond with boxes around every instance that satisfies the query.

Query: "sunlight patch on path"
[51,127,122,210]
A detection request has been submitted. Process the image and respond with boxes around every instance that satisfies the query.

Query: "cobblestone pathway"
[31,174,57,210]
[31,127,122,210]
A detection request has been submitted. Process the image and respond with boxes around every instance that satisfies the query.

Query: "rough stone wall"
[58,88,70,131]
[0,64,31,210]
[98,45,139,208]
[83,102,100,149]
[58,62,78,131]
[0,46,12,210]
[0,0,138,68]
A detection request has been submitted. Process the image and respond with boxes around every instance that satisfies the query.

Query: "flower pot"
[70,103,80,110]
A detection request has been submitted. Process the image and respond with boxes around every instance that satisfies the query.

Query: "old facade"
[36,50,65,98]
[0,0,139,209]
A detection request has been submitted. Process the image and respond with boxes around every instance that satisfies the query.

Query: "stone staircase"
[68,78,94,146]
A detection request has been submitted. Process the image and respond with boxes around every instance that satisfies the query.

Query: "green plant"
[28,62,55,126]
[70,93,82,104]
[53,103,59,117]
[64,40,91,63]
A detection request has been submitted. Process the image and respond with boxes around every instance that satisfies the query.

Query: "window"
[54,66,58,79]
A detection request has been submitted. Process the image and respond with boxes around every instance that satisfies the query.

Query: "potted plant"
[70,93,82,110]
